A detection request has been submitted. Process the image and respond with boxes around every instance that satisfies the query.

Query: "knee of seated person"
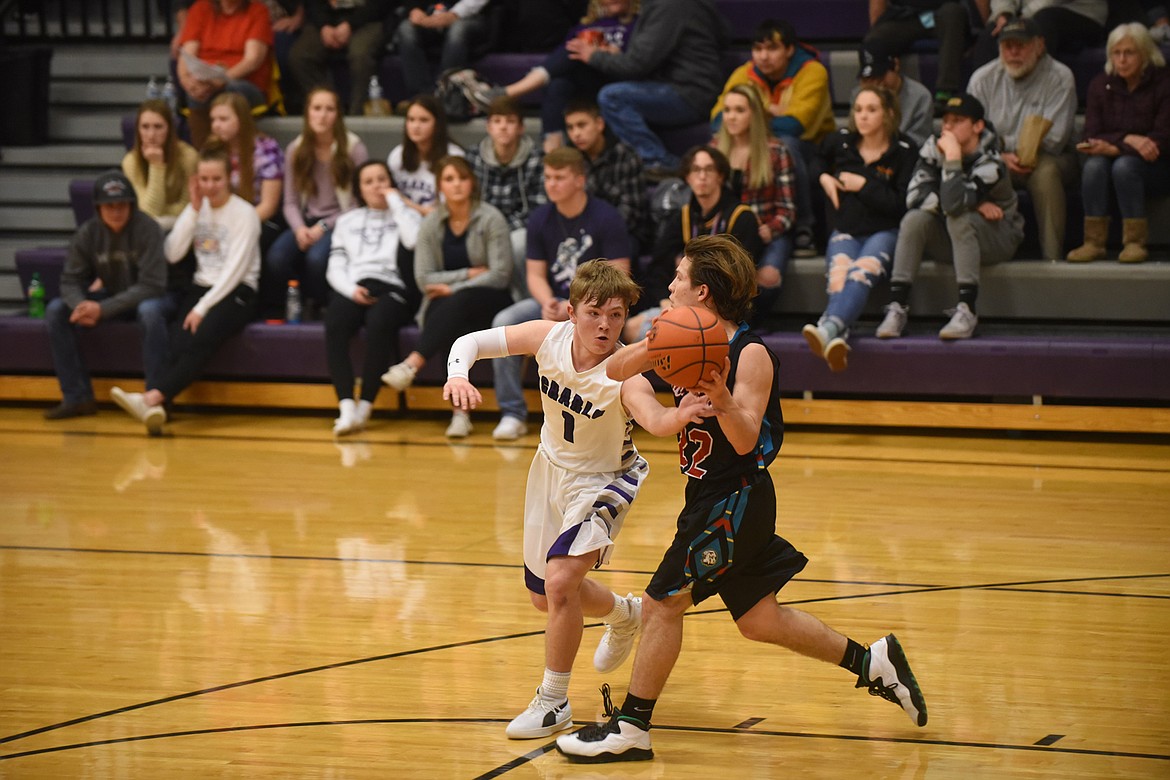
[946,210,982,235]
[136,297,169,326]
[45,297,70,324]
[1112,155,1146,181]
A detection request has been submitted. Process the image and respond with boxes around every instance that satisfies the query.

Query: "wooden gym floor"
[0,406,1168,778]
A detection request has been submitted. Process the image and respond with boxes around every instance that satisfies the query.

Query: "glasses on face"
[689,165,719,176]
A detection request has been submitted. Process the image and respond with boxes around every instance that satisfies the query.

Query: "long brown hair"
[130,99,185,205]
[401,94,452,173]
[291,88,352,200]
[209,91,258,202]
[847,86,900,141]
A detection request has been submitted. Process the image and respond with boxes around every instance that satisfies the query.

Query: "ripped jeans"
[820,228,898,333]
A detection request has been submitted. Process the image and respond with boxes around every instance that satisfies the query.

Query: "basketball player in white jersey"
[443,260,714,739]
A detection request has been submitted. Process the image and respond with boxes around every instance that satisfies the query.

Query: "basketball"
[646,306,728,389]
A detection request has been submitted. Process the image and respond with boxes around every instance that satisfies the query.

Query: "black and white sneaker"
[504,688,572,739]
[555,686,653,763]
[858,633,928,726]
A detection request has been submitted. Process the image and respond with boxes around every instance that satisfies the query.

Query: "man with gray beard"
[967,17,1077,261]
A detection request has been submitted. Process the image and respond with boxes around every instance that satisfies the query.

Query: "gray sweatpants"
[891,208,1024,288]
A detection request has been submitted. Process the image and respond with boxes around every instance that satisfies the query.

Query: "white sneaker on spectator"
[492,416,528,441]
[938,303,977,340]
[142,404,166,436]
[801,323,829,360]
[381,361,417,391]
[333,399,358,436]
[876,302,908,339]
[110,386,147,422]
[824,337,851,372]
[445,410,473,438]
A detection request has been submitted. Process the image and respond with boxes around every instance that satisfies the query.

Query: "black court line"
[0,544,941,589]
[6,423,1170,476]
[3,571,1165,749]
[474,742,558,779]
[987,587,1170,600]
[1035,734,1066,746]
[1,718,1166,765]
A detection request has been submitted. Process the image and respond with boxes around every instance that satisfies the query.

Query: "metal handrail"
[2,0,176,42]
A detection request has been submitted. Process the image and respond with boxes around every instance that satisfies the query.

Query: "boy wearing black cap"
[855,41,934,147]
[876,93,1023,341]
[44,170,169,420]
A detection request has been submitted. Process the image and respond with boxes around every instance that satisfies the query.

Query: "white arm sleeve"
[447,327,509,380]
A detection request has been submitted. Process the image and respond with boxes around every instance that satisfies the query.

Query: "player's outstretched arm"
[621,374,714,436]
[606,339,655,382]
[694,345,771,455]
[443,321,558,410]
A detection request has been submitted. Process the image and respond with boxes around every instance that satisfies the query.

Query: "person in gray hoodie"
[876,93,1024,341]
[566,0,726,174]
[44,170,169,420]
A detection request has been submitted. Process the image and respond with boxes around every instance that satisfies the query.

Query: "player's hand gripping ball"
[646,306,729,390]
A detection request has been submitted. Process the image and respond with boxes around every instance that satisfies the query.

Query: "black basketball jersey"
[672,324,784,485]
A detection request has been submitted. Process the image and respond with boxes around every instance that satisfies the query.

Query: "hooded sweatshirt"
[711,43,836,143]
[61,207,167,319]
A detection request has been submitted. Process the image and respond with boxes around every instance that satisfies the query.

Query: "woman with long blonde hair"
[122,99,199,231]
[712,83,796,324]
[208,91,284,252]
[267,87,368,316]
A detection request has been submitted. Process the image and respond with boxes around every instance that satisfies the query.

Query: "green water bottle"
[28,272,45,319]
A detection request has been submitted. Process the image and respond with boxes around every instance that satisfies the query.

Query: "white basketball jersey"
[536,321,637,474]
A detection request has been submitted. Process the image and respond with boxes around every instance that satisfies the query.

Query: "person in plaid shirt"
[466,95,547,298]
[563,98,651,263]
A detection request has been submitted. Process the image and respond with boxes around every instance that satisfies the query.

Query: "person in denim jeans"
[395,0,492,99]
[566,0,726,174]
[44,171,170,421]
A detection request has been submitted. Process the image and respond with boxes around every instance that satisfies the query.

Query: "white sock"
[354,399,372,424]
[336,399,355,421]
[540,669,571,704]
[601,592,630,626]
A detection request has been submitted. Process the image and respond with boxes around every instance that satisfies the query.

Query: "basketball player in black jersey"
[556,234,928,764]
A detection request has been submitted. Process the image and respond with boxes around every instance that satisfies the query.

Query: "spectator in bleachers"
[973,1,1107,66]
[967,18,1078,261]
[394,1,494,102]
[876,93,1023,340]
[865,0,989,112]
[711,19,835,258]
[459,0,640,153]
[1144,1,1170,42]
[496,0,589,52]
[624,146,762,342]
[110,145,262,435]
[388,95,466,309]
[44,172,169,421]
[563,98,650,263]
[123,99,200,232]
[267,87,369,317]
[488,147,631,441]
[856,41,934,147]
[288,0,391,116]
[567,0,726,178]
[209,91,285,254]
[803,87,917,372]
[465,95,546,297]
[712,85,797,326]
[1067,23,1169,263]
[176,0,275,147]
[381,156,515,438]
[325,160,419,436]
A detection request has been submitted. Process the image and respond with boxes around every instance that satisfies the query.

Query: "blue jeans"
[752,236,792,324]
[266,227,333,308]
[186,79,265,110]
[1081,154,1170,219]
[491,297,541,421]
[396,15,490,96]
[46,293,176,405]
[821,229,898,332]
[540,46,610,139]
[778,134,819,233]
[597,81,704,169]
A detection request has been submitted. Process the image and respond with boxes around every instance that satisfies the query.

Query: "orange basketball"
[646,306,728,389]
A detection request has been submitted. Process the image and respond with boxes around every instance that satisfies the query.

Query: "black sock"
[958,284,978,313]
[621,693,656,726]
[888,283,911,307]
[839,638,867,677]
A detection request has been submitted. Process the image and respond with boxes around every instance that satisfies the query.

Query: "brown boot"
[1066,216,1109,262]
[1118,218,1149,263]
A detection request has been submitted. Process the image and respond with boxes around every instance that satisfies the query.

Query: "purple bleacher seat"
[69,179,95,226]
[15,247,66,302]
[121,114,135,150]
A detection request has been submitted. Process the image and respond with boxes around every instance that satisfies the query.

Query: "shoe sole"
[555,744,654,763]
[938,330,974,341]
[143,407,166,436]
[800,325,825,360]
[505,718,574,740]
[885,634,928,727]
[824,339,849,372]
[110,388,144,422]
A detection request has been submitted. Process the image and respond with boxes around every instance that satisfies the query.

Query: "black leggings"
[156,284,256,399]
[325,289,416,403]
[418,286,514,361]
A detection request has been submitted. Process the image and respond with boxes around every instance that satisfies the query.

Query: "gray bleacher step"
[0,274,25,305]
[0,172,78,206]
[52,79,148,109]
[0,206,76,232]
[48,107,128,143]
[1,144,125,169]
[0,236,69,272]
[51,45,170,80]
